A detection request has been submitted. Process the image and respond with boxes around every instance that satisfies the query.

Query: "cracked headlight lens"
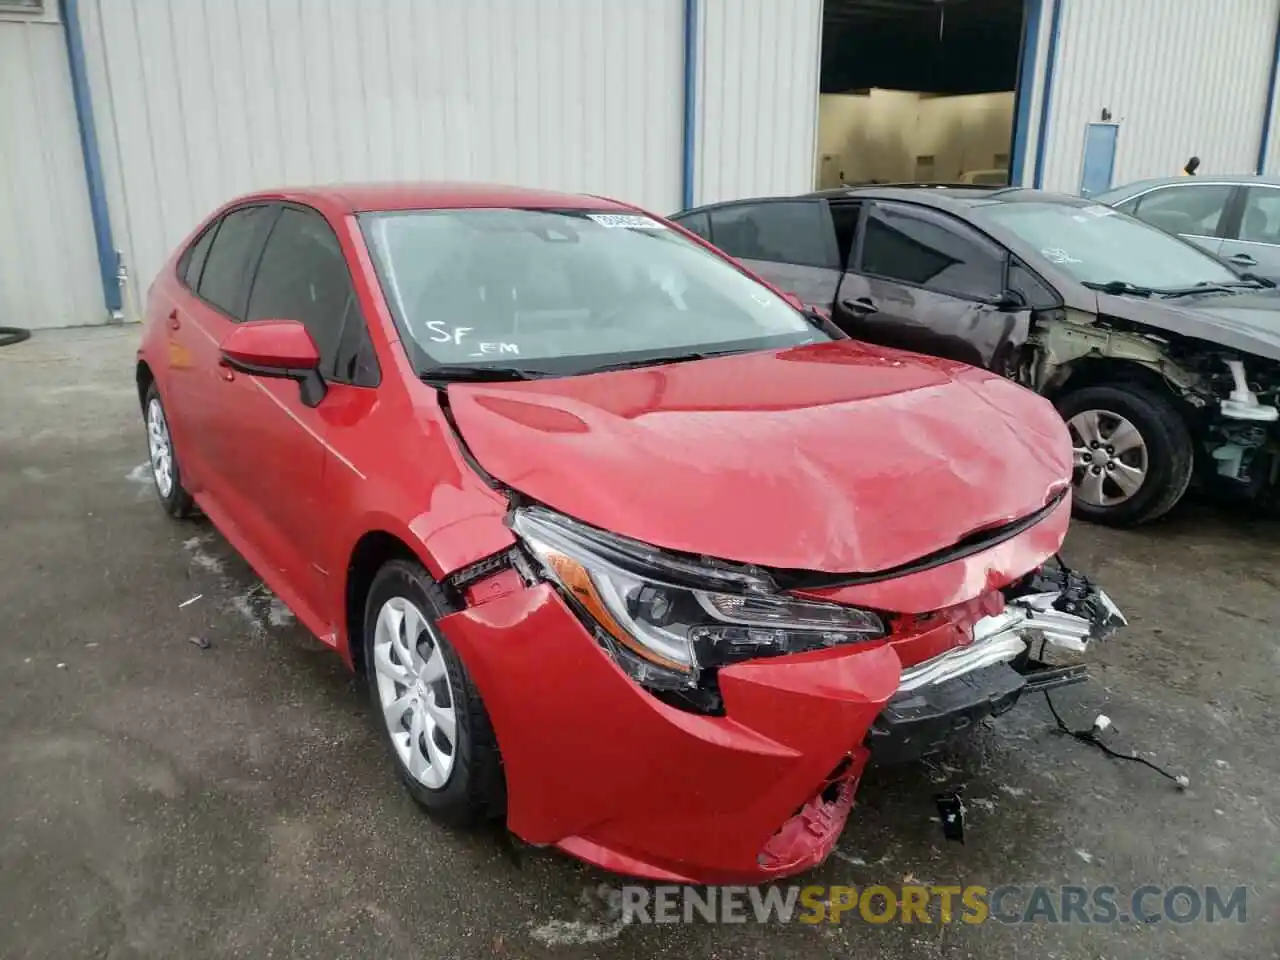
[511,507,886,690]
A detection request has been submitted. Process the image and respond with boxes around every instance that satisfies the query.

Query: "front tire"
[362,560,505,825]
[143,383,196,519]
[1056,383,1195,526]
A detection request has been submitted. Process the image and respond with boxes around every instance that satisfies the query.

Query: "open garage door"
[817,0,1026,188]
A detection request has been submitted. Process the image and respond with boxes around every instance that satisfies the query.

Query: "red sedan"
[136,183,1124,883]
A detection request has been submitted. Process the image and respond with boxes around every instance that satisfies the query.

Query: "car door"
[1217,184,1280,278]
[833,200,1031,371]
[1114,182,1234,257]
[166,204,275,500]
[683,199,843,308]
[203,202,374,625]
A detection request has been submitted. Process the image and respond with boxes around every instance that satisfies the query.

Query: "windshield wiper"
[419,364,550,385]
[576,350,731,376]
[1082,280,1155,298]
[1156,280,1271,299]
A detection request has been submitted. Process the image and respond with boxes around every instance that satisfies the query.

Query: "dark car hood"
[1096,288,1280,361]
[445,341,1071,574]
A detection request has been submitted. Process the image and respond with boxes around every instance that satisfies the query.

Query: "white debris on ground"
[1075,848,1094,864]
[126,462,151,484]
[999,785,1028,798]
[531,884,629,947]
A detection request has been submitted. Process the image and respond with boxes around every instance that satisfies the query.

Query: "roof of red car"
[255,182,632,214]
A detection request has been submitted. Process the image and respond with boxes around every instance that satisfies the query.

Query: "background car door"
[166,204,275,499]
[682,199,844,308]
[1217,185,1280,277]
[833,200,1031,370]
[204,203,373,624]
[1114,182,1234,257]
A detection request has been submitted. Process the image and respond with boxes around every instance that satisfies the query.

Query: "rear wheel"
[362,560,505,825]
[143,383,196,519]
[1056,383,1195,526]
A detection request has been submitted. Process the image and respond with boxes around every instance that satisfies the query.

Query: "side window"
[198,205,271,318]
[178,222,218,289]
[674,211,712,241]
[1008,258,1060,310]
[1130,184,1231,237]
[707,201,836,268]
[858,201,1004,300]
[1236,187,1280,244]
[246,206,377,385]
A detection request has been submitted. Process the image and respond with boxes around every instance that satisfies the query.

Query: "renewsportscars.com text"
[615,883,1249,926]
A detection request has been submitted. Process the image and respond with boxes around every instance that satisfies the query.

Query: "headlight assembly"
[511,507,886,692]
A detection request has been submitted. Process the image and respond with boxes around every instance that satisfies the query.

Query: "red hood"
[445,341,1071,574]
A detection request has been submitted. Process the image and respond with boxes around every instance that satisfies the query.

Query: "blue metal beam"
[681,0,699,210]
[1032,0,1065,189]
[1256,5,1280,174]
[60,0,121,315]
[1009,0,1043,186]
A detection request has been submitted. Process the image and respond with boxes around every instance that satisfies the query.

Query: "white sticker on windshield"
[1084,204,1117,217]
[1042,247,1083,264]
[587,213,667,230]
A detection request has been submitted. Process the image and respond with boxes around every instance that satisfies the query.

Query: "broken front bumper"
[438,561,1122,884]
[867,560,1126,765]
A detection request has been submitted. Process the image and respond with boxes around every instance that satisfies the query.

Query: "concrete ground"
[0,327,1276,960]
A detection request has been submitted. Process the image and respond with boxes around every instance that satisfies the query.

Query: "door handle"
[1229,253,1258,266]
[168,309,180,330]
[840,296,879,315]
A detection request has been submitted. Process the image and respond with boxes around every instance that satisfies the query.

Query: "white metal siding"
[0,15,105,329]
[693,0,822,206]
[77,0,684,315]
[1039,0,1279,193]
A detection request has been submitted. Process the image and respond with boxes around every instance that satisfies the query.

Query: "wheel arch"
[1044,356,1186,406]
[136,359,155,409]
[343,529,427,671]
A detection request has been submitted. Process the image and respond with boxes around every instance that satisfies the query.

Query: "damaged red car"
[136,183,1125,884]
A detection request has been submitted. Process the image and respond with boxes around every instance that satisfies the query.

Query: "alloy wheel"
[1067,408,1149,508]
[146,397,174,498]
[372,596,457,789]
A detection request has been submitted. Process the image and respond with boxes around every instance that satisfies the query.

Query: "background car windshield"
[360,208,824,372]
[974,202,1240,288]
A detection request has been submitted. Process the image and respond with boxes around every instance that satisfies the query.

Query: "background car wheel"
[363,559,505,826]
[1056,383,1194,526]
[143,383,196,519]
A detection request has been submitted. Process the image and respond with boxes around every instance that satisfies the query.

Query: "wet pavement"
[1,327,1276,959]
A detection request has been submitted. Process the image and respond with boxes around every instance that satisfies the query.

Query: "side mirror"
[219,320,327,407]
[986,289,1028,311]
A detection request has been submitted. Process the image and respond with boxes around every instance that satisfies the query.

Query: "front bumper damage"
[439,558,1123,884]
[867,560,1126,765]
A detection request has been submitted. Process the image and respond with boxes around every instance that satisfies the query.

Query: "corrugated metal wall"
[77,0,685,316]
[692,0,823,206]
[0,11,105,330]
[1039,0,1279,192]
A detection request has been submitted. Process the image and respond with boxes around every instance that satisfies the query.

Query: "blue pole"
[1032,0,1065,189]
[1256,7,1280,174]
[681,0,699,210]
[60,0,122,315]
[1009,0,1043,186]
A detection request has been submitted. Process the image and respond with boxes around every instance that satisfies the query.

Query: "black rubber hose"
[0,327,32,348]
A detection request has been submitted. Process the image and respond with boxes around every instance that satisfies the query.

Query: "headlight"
[511,507,886,690]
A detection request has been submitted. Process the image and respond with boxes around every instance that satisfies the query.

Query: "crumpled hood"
[1097,289,1280,362]
[446,341,1072,574]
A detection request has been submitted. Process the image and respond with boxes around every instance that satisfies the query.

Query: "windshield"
[359,208,826,375]
[972,201,1240,289]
